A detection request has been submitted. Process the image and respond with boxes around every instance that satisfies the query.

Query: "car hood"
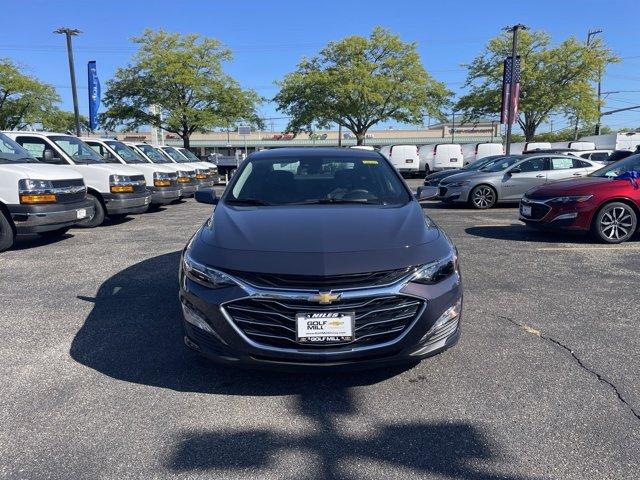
[0,163,83,180]
[191,201,452,275]
[527,176,619,197]
[70,163,145,176]
[440,170,496,184]
[425,169,463,181]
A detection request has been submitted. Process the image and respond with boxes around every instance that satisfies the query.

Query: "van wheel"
[0,211,16,252]
[38,227,70,238]
[591,202,637,244]
[469,185,497,209]
[77,194,105,228]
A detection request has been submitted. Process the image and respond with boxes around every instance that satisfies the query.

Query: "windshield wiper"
[290,198,376,205]
[226,198,273,206]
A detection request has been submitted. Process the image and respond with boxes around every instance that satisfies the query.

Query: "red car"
[520,154,640,243]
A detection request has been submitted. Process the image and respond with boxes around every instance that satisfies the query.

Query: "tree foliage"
[456,30,617,141]
[41,108,90,133]
[0,59,60,130]
[275,27,450,145]
[100,29,262,147]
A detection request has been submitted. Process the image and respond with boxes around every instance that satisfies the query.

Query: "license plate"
[76,208,87,219]
[405,159,414,163]
[296,312,354,343]
[450,158,457,162]
[521,205,532,216]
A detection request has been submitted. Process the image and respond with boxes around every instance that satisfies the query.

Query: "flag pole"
[504,24,526,155]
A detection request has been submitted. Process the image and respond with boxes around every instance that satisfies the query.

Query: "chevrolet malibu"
[179,148,462,368]
[520,154,640,243]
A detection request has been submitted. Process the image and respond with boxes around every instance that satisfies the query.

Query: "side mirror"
[416,185,439,202]
[103,152,115,161]
[194,188,218,205]
[509,167,522,174]
[42,149,57,163]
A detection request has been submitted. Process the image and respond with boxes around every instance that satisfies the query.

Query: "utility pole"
[451,111,455,143]
[338,124,342,147]
[573,28,603,139]
[54,27,82,137]
[504,24,526,155]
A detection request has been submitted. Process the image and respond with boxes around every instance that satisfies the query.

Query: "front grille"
[51,179,86,204]
[225,268,413,290]
[225,295,423,350]
[521,198,551,220]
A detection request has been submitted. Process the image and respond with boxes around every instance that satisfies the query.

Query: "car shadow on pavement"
[465,225,602,244]
[70,251,412,395]
[164,391,533,480]
[11,233,74,251]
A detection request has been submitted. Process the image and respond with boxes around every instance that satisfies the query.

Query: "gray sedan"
[436,154,604,209]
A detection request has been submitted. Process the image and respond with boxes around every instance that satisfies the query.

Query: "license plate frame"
[296,312,355,344]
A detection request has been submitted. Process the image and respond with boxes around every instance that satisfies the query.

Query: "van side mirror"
[42,149,58,163]
[416,185,438,202]
[194,188,218,205]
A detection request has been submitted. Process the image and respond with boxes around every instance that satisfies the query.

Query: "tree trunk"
[182,135,190,148]
[355,130,367,146]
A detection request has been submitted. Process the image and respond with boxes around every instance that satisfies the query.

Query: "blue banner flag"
[87,61,101,131]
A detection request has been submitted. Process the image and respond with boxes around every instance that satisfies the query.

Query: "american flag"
[500,56,521,124]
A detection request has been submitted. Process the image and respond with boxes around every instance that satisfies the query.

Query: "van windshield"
[179,148,201,161]
[105,141,146,163]
[50,136,104,164]
[162,147,190,163]
[137,145,170,163]
[0,133,39,163]
[227,155,411,206]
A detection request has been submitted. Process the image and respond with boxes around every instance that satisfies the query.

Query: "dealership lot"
[1,180,638,480]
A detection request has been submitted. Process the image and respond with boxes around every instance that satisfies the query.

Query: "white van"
[387,145,420,176]
[84,139,183,206]
[510,142,551,154]
[175,147,222,182]
[579,133,640,151]
[549,141,595,151]
[464,143,503,164]
[433,144,464,171]
[350,145,375,151]
[0,132,94,251]
[126,143,199,197]
[7,131,151,227]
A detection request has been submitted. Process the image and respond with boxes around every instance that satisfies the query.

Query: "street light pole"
[54,27,82,137]
[573,28,602,139]
[504,24,526,155]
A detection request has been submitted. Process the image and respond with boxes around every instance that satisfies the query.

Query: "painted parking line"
[537,245,640,252]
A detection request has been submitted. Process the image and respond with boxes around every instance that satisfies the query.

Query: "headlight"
[18,179,56,203]
[410,251,459,285]
[109,175,136,193]
[153,171,172,187]
[445,181,470,188]
[546,195,593,205]
[195,169,210,180]
[182,250,238,289]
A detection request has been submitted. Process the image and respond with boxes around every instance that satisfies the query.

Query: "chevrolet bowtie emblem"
[311,292,342,304]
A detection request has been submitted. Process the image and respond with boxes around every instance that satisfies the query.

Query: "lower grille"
[225,295,424,350]
[521,199,551,220]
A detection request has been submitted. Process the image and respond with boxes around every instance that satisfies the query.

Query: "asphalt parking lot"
[1,179,639,480]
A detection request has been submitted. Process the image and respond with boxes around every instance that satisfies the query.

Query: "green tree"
[41,108,89,133]
[0,59,60,130]
[456,30,617,141]
[275,27,450,145]
[101,29,262,148]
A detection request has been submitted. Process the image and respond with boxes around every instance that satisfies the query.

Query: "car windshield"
[137,145,170,163]
[179,148,200,161]
[105,141,145,164]
[50,136,104,164]
[0,133,39,163]
[162,147,191,163]
[590,154,640,178]
[479,155,523,172]
[226,155,411,206]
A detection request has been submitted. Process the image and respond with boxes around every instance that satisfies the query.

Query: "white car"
[573,149,614,164]
[84,138,182,206]
[0,132,94,252]
[6,131,151,227]
[125,143,199,197]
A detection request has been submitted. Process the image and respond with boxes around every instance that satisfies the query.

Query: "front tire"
[591,202,637,244]
[77,194,105,228]
[469,185,497,209]
[0,211,15,252]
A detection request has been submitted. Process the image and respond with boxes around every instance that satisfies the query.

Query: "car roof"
[249,147,384,160]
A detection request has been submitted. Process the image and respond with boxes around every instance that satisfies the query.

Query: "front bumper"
[103,191,152,215]
[179,268,462,370]
[178,183,198,197]
[149,186,182,205]
[438,184,471,203]
[519,198,593,232]
[196,179,215,189]
[9,199,95,234]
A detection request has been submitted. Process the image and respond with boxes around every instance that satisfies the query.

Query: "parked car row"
[0,131,220,252]
[419,150,640,244]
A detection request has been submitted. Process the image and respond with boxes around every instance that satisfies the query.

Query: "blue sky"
[3,0,640,133]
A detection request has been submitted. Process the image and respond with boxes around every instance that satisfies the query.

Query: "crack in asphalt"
[495,313,640,422]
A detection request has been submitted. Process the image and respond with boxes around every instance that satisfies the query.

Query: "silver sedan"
[436,154,604,209]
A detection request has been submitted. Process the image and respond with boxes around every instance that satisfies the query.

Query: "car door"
[500,157,549,200]
[547,156,586,183]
